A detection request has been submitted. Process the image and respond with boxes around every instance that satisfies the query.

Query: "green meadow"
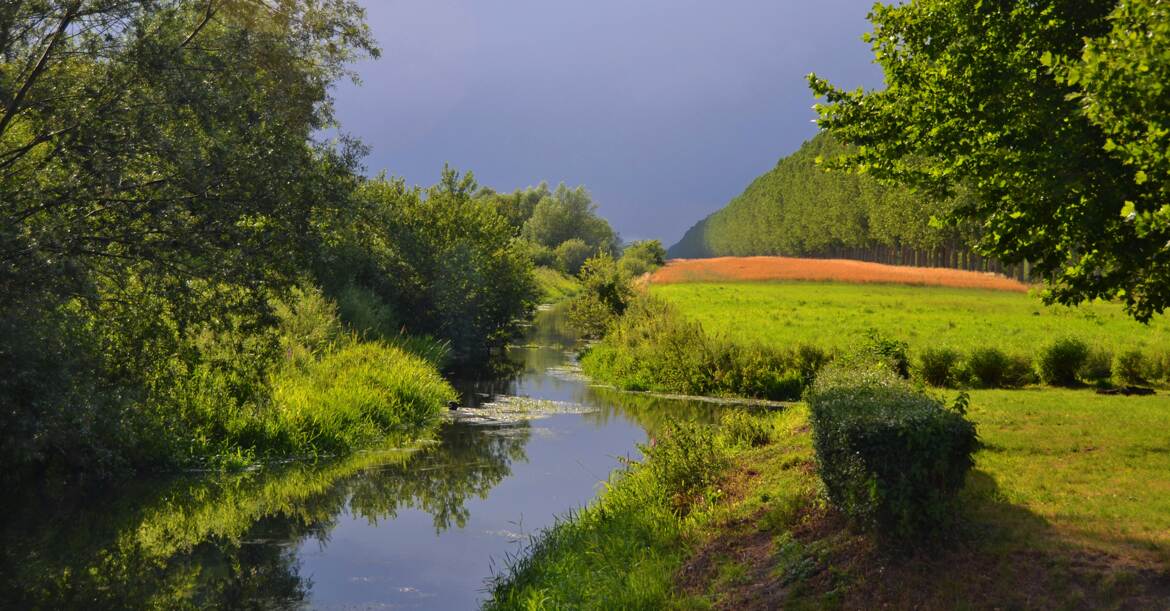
[651,281,1170,359]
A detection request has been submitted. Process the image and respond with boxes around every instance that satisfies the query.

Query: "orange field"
[648,256,1030,292]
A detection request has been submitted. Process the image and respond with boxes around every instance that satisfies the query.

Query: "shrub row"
[579,297,828,401]
[806,366,978,539]
[916,338,1166,389]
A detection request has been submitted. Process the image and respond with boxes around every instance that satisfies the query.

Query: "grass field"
[650,281,1170,358]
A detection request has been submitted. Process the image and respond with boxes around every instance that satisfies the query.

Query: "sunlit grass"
[651,281,1169,356]
[270,341,457,455]
[533,266,582,303]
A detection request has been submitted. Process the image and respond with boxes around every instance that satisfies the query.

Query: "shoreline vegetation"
[488,388,1170,609]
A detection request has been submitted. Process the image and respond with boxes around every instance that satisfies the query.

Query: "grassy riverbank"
[488,390,1170,609]
[534,266,583,303]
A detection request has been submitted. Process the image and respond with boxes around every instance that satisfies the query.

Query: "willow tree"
[810,0,1170,321]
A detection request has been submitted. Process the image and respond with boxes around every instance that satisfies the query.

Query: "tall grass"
[580,296,820,401]
[146,285,456,469]
[486,420,733,610]
[270,341,456,455]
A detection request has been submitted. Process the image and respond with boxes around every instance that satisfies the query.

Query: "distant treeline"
[668,134,1033,280]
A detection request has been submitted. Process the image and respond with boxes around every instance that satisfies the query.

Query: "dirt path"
[649,256,1030,292]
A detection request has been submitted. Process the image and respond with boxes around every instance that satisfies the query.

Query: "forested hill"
[668,133,989,270]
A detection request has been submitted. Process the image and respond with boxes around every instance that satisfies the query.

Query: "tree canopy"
[809,0,1170,321]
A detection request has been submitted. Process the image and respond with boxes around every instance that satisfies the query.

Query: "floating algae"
[447,396,597,425]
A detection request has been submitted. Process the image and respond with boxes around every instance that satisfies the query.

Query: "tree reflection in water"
[0,420,531,609]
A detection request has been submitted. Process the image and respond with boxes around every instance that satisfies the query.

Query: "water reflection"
[0,420,534,609]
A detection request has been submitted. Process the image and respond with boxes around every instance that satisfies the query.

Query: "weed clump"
[855,330,911,378]
[719,409,773,447]
[1079,348,1114,386]
[641,421,729,511]
[1037,338,1090,387]
[806,366,978,540]
[1113,349,1148,386]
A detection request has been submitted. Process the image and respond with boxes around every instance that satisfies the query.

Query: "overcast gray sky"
[332,0,883,245]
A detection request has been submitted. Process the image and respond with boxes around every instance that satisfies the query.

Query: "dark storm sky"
[331,0,884,245]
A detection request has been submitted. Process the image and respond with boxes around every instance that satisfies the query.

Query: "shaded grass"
[650,281,1169,358]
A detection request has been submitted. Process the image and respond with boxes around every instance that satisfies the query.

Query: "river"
[0,305,746,609]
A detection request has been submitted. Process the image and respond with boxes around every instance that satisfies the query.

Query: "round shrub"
[1037,338,1090,387]
[965,347,1034,388]
[1113,349,1148,386]
[554,238,593,276]
[918,347,962,387]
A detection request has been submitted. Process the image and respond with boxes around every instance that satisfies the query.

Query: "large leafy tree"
[809,0,1169,321]
[0,0,376,319]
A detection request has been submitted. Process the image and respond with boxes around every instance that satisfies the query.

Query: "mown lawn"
[964,389,1170,560]
[650,281,1170,356]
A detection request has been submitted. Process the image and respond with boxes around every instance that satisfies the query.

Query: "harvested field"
[650,256,1029,292]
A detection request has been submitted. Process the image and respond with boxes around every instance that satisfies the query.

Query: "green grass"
[269,341,456,455]
[486,413,797,610]
[963,388,1170,558]
[534,266,582,303]
[650,281,1170,357]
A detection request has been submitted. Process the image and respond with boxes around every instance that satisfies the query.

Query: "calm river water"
[0,305,747,609]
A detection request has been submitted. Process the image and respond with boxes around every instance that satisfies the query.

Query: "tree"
[554,239,593,275]
[809,0,1169,321]
[339,168,538,364]
[521,184,620,255]
[0,1,376,319]
[618,240,667,277]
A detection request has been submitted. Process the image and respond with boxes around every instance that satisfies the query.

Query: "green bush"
[617,239,668,278]
[1143,347,1170,384]
[1113,349,1148,386]
[567,252,633,338]
[966,347,1034,388]
[1080,348,1114,385]
[554,238,594,275]
[1037,338,1090,387]
[640,421,728,510]
[806,366,978,539]
[918,347,962,387]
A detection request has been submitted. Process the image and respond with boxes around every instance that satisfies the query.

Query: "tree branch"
[0,1,82,140]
